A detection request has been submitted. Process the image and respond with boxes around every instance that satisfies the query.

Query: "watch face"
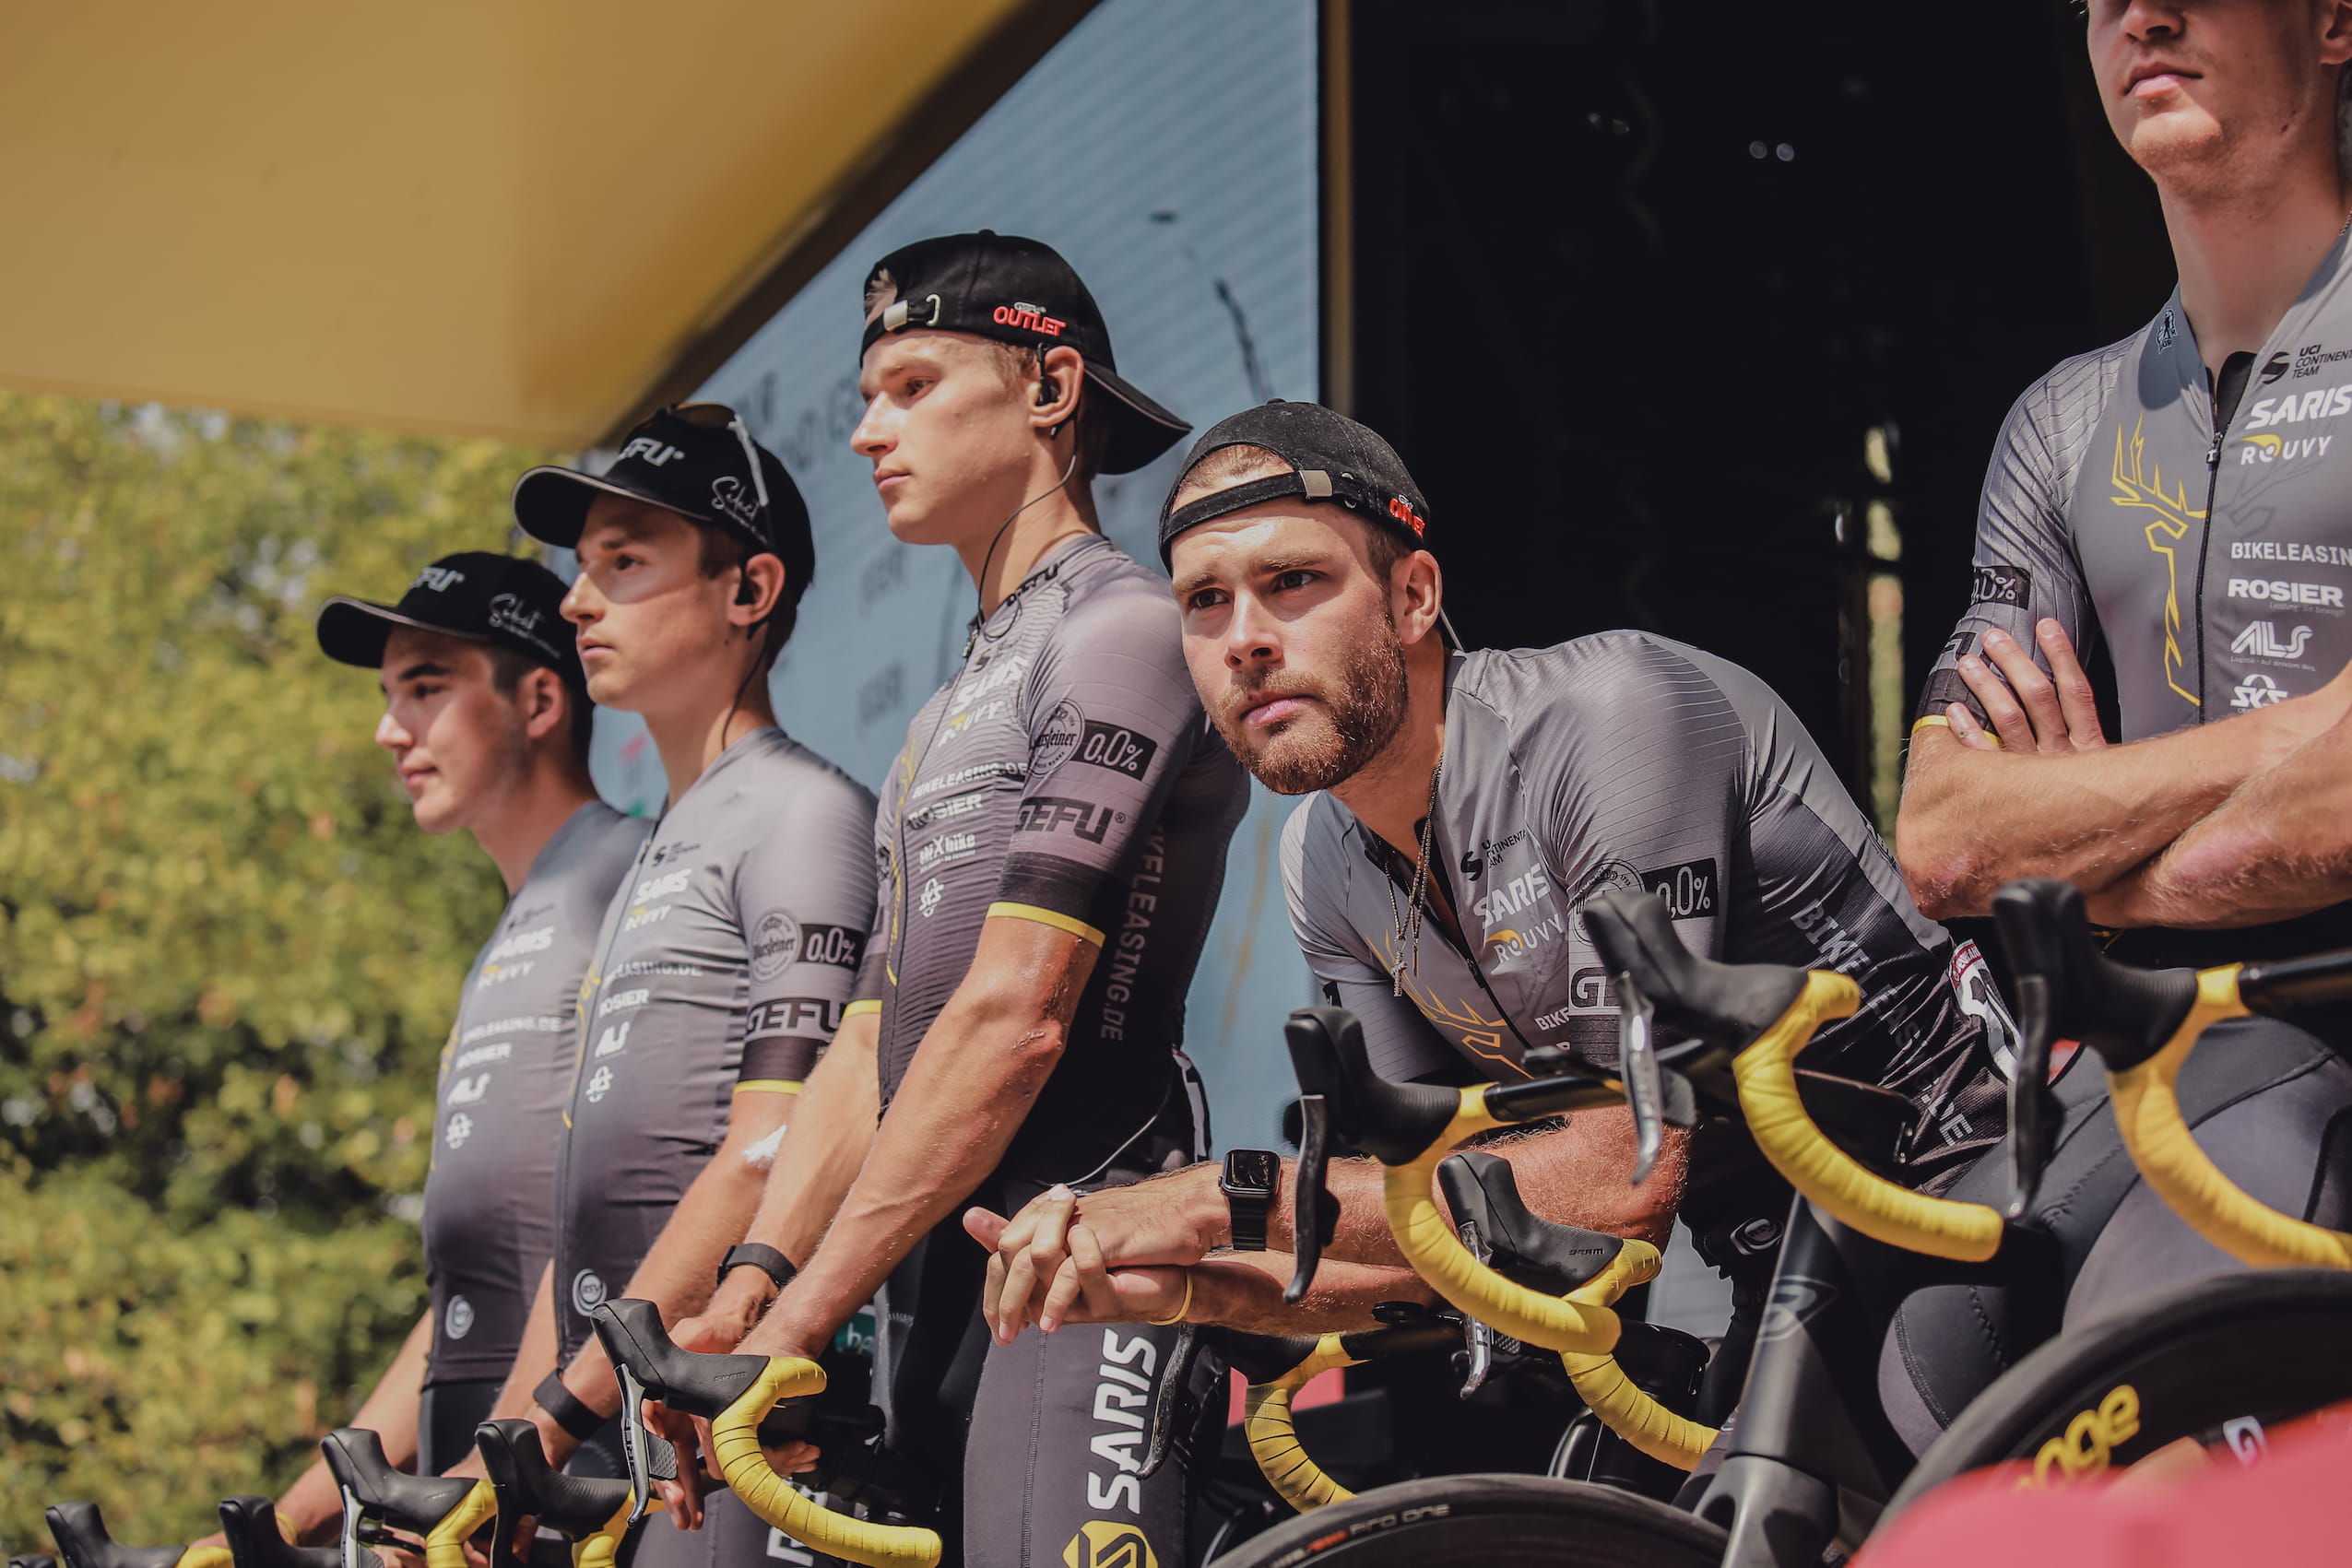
[1225,1149,1280,1196]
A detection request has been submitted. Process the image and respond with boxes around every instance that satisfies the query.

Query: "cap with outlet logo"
[317,550,581,683]
[511,404,816,617]
[860,230,1189,475]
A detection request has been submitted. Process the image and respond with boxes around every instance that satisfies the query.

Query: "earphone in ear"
[735,569,759,607]
[1035,373,1059,408]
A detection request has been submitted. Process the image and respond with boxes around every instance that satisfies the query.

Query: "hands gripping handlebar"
[473,1419,646,1568]
[317,1428,495,1568]
[587,1300,942,1568]
[214,1499,363,1568]
[1992,878,2352,1270]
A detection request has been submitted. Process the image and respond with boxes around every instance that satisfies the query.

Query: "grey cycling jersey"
[856,532,1248,1181]
[425,800,645,1384]
[555,727,876,1359]
[1286,635,2012,1165]
[1920,240,2352,961]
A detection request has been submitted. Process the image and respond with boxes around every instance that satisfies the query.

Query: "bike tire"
[1201,1474,1725,1568]
[1885,1267,2352,1520]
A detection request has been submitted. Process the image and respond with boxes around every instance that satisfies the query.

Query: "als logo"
[571,1269,608,1315]
[443,1295,475,1341]
[1062,1522,1155,1568]
[1015,796,1117,843]
[445,1072,491,1106]
[1031,700,1086,776]
[2231,620,2313,661]
[751,911,802,980]
[1070,721,1159,780]
[1971,563,2031,608]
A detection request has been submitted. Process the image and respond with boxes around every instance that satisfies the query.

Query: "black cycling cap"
[1158,399,1432,565]
[860,230,1190,475]
[317,550,581,682]
[512,403,816,613]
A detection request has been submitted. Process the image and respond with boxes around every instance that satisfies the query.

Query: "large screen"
[590,0,1320,1152]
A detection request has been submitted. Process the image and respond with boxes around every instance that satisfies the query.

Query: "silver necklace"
[1386,754,1445,996]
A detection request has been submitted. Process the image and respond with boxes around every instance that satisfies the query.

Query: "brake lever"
[614,1361,678,1526]
[1619,973,1666,1185]
[1453,1214,1495,1397]
[2004,972,2061,1220]
[1284,1094,1339,1304]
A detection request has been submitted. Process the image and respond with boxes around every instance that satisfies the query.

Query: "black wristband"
[533,1371,605,1443]
[717,1242,798,1292]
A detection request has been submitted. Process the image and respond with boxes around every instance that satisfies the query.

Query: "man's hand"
[1945,620,2109,753]
[643,1394,818,1529]
[964,1208,1192,1332]
[967,1171,1223,1341]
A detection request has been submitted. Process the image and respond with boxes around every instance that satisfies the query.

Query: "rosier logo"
[1389,496,1427,536]
[995,301,1065,336]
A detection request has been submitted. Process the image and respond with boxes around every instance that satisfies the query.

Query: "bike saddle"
[216,1499,369,1568]
[42,1504,216,1568]
[318,1428,478,1540]
[1437,1150,1627,1297]
[475,1419,635,1550]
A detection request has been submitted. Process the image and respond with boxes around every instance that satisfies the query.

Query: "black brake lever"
[1284,1094,1340,1304]
[2004,971,2061,1220]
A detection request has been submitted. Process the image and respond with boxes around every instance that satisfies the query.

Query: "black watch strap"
[717,1242,798,1292]
[533,1371,605,1442]
[1229,1195,1270,1252]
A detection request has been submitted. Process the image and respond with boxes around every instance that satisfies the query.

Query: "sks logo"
[2109,418,2203,708]
[1063,1521,1155,1568]
[618,436,684,466]
[1016,796,1117,843]
[413,565,466,593]
[2022,1384,2140,1491]
[996,301,1066,336]
[1389,496,1427,536]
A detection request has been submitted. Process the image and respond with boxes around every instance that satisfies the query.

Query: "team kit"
[268,221,2352,1567]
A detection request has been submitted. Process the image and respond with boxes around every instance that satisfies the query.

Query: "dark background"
[1341,0,2171,797]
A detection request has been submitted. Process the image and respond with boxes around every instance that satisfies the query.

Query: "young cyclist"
[656,232,1248,1568]
[975,401,2015,1429]
[231,552,644,1544]
[494,405,877,1567]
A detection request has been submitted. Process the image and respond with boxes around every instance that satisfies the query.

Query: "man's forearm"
[740,1016,880,1265]
[2090,713,2352,928]
[1188,1254,1434,1335]
[1894,716,2326,918]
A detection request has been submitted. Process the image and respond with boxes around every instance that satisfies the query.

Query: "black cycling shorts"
[417,1378,501,1478]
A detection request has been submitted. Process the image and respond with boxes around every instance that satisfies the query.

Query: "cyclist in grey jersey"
[231,551,622,1548]
[426,793,643,1452]
[490,404,874,1568]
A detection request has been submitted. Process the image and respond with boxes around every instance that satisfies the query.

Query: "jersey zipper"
[1391,825,1542,1069]
[2196,350,2261,718]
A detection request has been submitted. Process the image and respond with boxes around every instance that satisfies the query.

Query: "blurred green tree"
[0,393,555,1548]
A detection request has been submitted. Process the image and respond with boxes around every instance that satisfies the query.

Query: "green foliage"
[0,394,554,1548]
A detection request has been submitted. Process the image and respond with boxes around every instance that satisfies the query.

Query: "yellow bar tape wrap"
[1555,1240,1722,1471]
[711,1356,943,1568]
[421,1478,499,1568]
[2109,966,2352,1270]
[1734,971,2005,1262]
[177,1550,234,1568]
[1242,1334,1363,1513]
[1384,1089,1625,1355]
[571,1490,660,1568]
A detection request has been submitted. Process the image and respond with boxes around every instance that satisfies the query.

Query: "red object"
[1225,1367,1346,1425]
[1863,1408,2352,1566]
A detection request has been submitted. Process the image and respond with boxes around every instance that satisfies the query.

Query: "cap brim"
[316,597,495,669]
[1088,365,1191,475]
[512,466,716,548]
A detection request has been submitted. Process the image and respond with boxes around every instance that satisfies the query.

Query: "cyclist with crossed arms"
[974,401,2015,1434]
[213,552,644,1550]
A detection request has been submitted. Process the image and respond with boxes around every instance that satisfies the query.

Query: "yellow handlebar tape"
[2110,966,2352,1270]
[1386,1089,1625,1355]
[176,1550,234,1568]
[1554,1239,1721,1471]
[1733,971,2005,1263]
[1243,1334,1363,1513]
[711,1356,943,1568]
[421,1478,498,1568]
[571,1490,662,1568]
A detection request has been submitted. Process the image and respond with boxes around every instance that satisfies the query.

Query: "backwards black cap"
[317,551,581,684]
[1157,399,1431,564]
[860,230,1190,475]
[512,403,817,615]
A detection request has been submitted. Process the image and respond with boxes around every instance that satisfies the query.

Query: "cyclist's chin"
[407,778,469,835]
[1232,715,1356,796]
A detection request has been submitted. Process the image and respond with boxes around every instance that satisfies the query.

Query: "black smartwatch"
[716,1242,798,1292]
[1222,1149,1282,1252]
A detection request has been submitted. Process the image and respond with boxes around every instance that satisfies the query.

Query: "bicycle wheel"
[1202,1474,1725,1567]
[1885,1267,2352,1519]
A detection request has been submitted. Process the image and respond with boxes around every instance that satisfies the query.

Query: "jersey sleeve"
[731,780,881,1091]
[1914,371,2098,730]
[846,783,892,1019]
[1280,800,1460,1082]
[991,593,1203,946]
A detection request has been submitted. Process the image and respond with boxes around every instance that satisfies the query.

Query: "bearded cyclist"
[656,232,1247,1567]
[976,402,2016,1432]
[219,553,644,1547]
[1889,0,2352,1451]
[488,406,876,1568]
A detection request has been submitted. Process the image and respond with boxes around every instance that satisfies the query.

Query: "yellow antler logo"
[2108,418,2204,708]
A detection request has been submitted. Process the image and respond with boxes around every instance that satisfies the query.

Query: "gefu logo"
[1015,796,1117,843]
